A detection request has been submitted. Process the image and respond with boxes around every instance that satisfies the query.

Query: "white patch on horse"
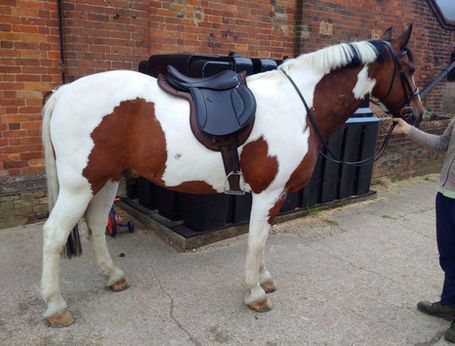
[153,90,227,191]
[353,65,376,99]
[279,41,379,75]
[244,68,315,193]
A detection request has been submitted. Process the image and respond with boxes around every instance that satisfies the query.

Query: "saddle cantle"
[158,66,257,194]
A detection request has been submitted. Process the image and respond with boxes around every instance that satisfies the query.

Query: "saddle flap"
[231,86,256,127]
[191,85,256,136]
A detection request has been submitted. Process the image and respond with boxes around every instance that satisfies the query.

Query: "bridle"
[370,40,420,120]
[280,40,419,167]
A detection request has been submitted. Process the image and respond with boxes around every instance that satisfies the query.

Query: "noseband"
[280,40,418,167]
[374,40,420,116]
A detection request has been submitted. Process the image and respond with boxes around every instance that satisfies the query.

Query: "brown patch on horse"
[240,137,278,194]
[167,181,217,194]
[83,98,167,194]
[312,66,364,138]
[267,193,287,224]
[279,65,367,210]
[284,131,320,194]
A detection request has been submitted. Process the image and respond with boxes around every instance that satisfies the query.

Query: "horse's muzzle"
[400,106,417,126]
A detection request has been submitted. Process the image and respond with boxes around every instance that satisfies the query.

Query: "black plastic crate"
[351,117,380,195]
[137,177,157,210]
[280,192,300,212]
[219,53,254,75]
[320,129,343,204]
[231,194,252,224]
[189,59,231,77]
[180,193,230,232]
[155,186,181,221]
[140,53,220,78]
[252,58,277,74]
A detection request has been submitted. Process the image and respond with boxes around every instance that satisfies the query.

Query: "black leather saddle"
[166,65,256,136]
[158,66,256,194]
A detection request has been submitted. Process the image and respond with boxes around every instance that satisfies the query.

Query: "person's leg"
[417,193,455,321]
[436,192,455,305]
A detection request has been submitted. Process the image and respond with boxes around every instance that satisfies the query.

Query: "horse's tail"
[42,87,82,258]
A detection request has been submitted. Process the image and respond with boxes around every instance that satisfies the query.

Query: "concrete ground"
[0,175,453,345]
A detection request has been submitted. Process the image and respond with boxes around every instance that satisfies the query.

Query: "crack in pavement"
[414,329,445,346]
[297,238,412,301]
[149,262,202,346]
[393,219,435,241]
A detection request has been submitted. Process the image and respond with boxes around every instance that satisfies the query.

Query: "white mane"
[280,41,380,74]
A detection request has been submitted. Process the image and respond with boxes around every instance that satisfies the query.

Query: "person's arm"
[391,118,455,151]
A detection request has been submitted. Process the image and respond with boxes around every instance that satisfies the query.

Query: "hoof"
[45,309,74,328]
[109,277,130,291]
[247,297,273,313]
[261,279,277,293]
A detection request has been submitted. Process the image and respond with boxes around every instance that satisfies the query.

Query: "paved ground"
[1,175,454,345]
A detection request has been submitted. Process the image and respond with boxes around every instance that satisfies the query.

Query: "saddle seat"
[167,65,240,90]
[157,66,257,194]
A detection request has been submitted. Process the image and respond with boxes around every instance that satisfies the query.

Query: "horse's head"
[370,24,425,127]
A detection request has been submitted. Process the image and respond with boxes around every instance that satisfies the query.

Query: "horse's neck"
[295,64,372,139]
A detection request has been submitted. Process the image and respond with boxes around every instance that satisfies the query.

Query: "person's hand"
[390,118,412,135]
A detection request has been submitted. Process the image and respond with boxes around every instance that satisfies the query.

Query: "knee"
[43,225,67,254]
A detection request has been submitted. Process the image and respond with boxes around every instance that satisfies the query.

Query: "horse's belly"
[154,96,228,192]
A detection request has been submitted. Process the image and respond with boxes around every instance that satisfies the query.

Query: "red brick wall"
[149,0,297,59]
[1,0,61,178]
[1,0,454,185]
[373,119,449,182]
[61,0,150,82]
[296,0,455,113]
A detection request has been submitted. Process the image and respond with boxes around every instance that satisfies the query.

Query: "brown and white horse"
[41,25,424,326]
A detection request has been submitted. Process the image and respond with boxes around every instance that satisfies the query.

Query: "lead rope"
[280,68,396,167]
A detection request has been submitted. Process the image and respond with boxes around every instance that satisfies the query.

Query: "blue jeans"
[436,192,455,305]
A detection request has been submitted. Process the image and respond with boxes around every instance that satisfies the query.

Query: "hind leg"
[85,180,128,290]
[41,189,92,327]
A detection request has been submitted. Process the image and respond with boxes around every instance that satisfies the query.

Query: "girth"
[157,67,256,194]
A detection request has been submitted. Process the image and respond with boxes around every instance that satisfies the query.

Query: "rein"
[280,68,396,167]
[279,40,418,167]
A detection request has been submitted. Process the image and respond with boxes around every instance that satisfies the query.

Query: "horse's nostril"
[400,106,413,116]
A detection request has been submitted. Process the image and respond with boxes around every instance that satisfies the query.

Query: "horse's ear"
[396,24,413,47]
[382,27,393,41]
